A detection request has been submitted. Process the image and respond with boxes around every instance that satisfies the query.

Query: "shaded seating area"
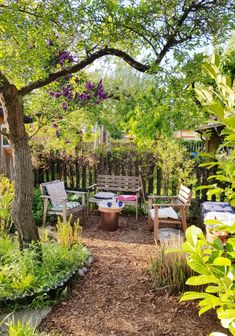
[147,185,192,242]
[40,180,86,225]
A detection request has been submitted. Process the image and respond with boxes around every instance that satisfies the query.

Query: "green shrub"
[180,225,235,336]
[150,241,195,294]
[0,235,90,305]
[0,176,14,233]
[32,187,44,226]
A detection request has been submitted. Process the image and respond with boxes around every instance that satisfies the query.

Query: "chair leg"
[154,206,159,242]
[42,199,48,227]
[82,209,85,226]
[181,208,187,233]
[147,215,151,232]
[153,218,159,242]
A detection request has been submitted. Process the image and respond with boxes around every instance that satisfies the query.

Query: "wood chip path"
[40,213,224,336]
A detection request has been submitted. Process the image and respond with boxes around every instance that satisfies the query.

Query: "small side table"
[98,202,124,231]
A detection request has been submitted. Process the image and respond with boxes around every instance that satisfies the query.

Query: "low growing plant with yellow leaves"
[56,216,82,247]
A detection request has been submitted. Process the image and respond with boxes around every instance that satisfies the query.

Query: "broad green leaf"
[213,257,231,266]
[206,285,219,293]
[180,291,217,302]
[186,275,217,286]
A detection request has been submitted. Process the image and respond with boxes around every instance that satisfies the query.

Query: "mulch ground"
[39,212,225,336]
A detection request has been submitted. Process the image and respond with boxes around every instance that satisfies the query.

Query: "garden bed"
[0,235,91,311]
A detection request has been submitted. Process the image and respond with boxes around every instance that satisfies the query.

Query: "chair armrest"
[40,195,67,201]
[88,184,97,189]
[148,195,178,199]
[134,186,142,192]
[153,203,188,207]
[66,190,86,195]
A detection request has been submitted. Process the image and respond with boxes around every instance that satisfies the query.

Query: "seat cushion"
[51,201,81,211]
[46,181,67,207]
[149,207,178,220]
[94,192,116,200]
[117,195,137,201]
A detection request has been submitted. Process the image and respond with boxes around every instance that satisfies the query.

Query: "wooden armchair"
[40,180,86,225]
[148,185,192,242]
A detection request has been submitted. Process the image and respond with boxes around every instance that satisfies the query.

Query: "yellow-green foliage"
[56,216,82,247]
[154,137,196,194]
[150,241,195,294]
[0,176,14,233]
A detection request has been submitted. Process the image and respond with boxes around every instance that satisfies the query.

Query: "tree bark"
[0,80,40,248]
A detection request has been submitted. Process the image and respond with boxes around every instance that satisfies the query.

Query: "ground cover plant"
[0,219,90,309]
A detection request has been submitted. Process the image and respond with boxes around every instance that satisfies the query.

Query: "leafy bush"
[195,54,235,205]
[154,137,196,194]
[32,187,44,226]
[0,235,89,304]
[150,241,195,294]
[180,225,235,335]
[0,176,14,233]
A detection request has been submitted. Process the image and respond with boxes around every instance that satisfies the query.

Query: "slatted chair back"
[96,175,142,194]
[178,185,192,205]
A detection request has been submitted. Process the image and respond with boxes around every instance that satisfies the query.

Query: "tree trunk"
[0,81,40,249]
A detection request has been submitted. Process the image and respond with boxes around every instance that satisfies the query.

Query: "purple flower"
[79,93,88,100]
[56,130,60,138]
[58,50,74,65]
[52,123,58,128]
[58,115,63,120]
[88,102,93,107]
[86,81,95,91]
[46,39,53,47]
[61,102,68,110]
[54,91,62,98]
[65,140,71,144]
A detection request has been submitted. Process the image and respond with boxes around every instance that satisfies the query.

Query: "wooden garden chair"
[147,185,192,242]
[40,180,86,225]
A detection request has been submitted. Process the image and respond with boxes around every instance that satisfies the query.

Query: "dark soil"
[39,211,225,336]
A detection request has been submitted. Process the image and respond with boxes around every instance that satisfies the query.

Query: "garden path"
[40,213,224,336]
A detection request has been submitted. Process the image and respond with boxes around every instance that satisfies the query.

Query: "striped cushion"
[51,201,80,211]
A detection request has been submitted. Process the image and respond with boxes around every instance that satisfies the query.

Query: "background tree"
[0,0,234,248]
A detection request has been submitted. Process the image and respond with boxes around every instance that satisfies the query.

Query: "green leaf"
[186,275,217,286]
[213,257,231,266]
[199,305,212,315]
[206,285,219,293]
[180,291,217,302]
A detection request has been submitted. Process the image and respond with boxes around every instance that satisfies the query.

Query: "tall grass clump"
[150,240,194,294]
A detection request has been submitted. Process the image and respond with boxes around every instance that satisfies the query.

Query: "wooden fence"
[33,150,221,203]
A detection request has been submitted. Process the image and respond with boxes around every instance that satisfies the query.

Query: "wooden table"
[98,202,124,231]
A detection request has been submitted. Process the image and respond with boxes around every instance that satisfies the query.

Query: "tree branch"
[18,48,151,96]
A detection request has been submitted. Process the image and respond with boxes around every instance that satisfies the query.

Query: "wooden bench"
[148,185,192,241]
[87,175,144,219]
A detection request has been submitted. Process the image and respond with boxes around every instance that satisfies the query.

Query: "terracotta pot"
[5,147,12,155]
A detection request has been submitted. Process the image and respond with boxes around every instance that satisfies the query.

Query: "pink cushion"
[117,195,137,201]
